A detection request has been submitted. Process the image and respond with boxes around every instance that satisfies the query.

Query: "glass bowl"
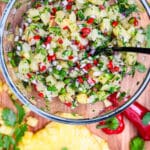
[0,0,150,124]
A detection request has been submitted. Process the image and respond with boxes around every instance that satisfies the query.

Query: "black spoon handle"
[112,47,150,54]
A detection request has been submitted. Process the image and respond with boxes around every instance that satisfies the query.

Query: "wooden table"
[0,2,150,150]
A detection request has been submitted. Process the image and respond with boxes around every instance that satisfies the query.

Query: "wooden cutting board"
[0,2,150,150]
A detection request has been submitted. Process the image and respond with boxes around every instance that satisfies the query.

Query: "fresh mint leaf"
[2,108,17,126]
[130,136,145,150]
[15,103,25,124]
[142,112,150,125]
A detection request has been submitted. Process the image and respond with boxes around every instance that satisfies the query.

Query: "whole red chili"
[97,114,125,134]
[123,102,150,141]
[107,92,150,140]
[80,27,91,38]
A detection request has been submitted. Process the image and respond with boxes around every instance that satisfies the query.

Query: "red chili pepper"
[107,92,119,107]
[112,21,119,27]
[47,54,56,62]
[87,17,95,24]
[107,92,150,140]
[80,27,91,38]
[97,114,125,134]
[33,35,41,40]
[64,102,72,107]
[123,102,150,141]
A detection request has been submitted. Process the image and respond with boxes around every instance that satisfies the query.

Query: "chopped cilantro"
[2,108,17,127]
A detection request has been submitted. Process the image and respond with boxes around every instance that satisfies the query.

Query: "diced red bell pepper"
[39,64,47,72]
[87,17,95,24]
[38,92,44,98]
[68,55,74,60]
[33,35,41,40]
[66,3,72,11]
[83,63,92,71]
[57,38,63,44]
[80,27,91,38]
[77,76,84,83]
[133,17,138,26]
[64,102,72,107]
[112,21,119,27]
[47,54,56,62]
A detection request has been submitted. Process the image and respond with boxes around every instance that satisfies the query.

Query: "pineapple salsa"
[9,0,147,108]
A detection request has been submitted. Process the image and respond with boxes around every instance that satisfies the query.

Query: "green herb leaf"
[146,25,150,48]
[130,136,145,150]
[77,10,85,20]
[142,112,150,125]
[47,85,57,92]
[2,108,17,127]
[14,124,27,143]
[3,135,15,150]
[135,62,147,73]
[15,103,26,124]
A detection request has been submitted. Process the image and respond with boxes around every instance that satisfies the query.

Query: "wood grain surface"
[0,1,150,150]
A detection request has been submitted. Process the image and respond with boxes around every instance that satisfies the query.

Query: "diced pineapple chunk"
[99,73,113,84]
[125,52,137,65]
[28,9,39,18]
[40,12,50,25]
[18,59,30,75]
[26,117,38,127]
[76,93,88,104]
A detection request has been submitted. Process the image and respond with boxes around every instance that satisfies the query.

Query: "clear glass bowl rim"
[0,0,150,124]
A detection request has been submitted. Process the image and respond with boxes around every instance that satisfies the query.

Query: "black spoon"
[92,47,150,56]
